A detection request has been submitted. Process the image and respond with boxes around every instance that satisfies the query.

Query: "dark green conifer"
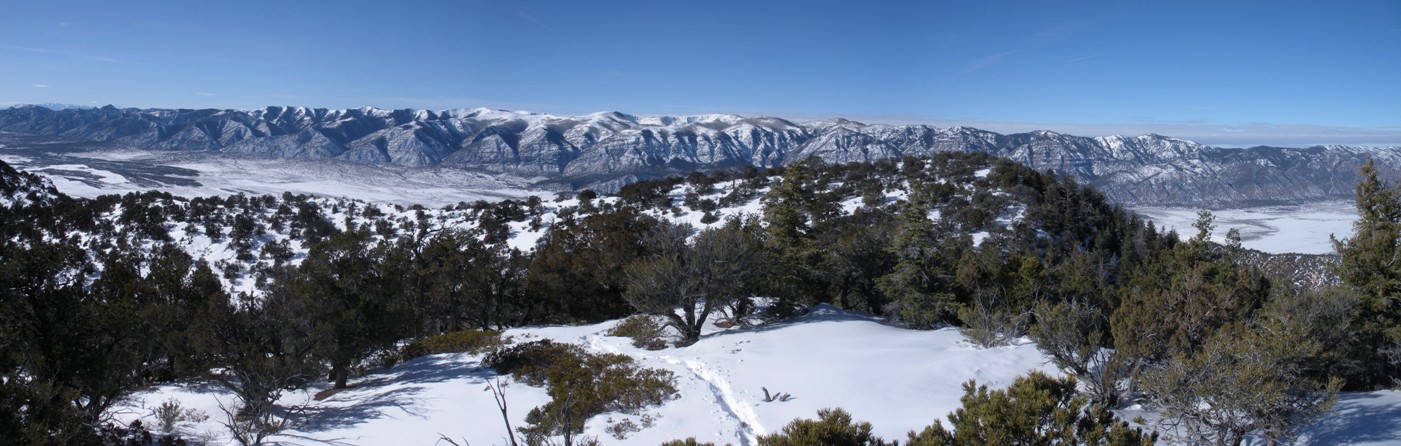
[1330,158,1401,389]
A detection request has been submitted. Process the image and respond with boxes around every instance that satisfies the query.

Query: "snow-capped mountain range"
[1,105,1397,206]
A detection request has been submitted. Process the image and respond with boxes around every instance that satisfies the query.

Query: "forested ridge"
[1,153,1395,445]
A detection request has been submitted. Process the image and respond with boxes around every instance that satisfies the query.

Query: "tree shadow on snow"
[360,354,495,387]
[1300,392,1401,444]
[294,386,426,433]
[294,354,498,434]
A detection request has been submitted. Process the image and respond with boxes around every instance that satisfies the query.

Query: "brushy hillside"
[1,152,1395,445]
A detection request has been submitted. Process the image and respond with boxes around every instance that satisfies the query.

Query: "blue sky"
[1,1,1398,146]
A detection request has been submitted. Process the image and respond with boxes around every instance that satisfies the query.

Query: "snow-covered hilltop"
[2,105,1398,207]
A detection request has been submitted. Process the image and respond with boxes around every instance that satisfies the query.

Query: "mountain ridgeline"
[3,105,1397,207]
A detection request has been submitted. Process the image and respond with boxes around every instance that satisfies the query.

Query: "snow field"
[107,302,1401,446]
[109,305,1058,445]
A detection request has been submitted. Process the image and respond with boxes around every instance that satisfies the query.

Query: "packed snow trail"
[584,333,764,445]
[672,357,765,446]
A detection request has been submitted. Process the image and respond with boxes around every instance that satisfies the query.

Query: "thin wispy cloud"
[84,56,132,64]
[517,9,555,32]
[2,44,55,54]
[1066,50,1119,63]
[0,44,135,64]
[965,51,1020,73]
[31,84,50,88]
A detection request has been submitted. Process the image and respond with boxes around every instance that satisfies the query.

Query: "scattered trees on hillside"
[2,152,1388,443]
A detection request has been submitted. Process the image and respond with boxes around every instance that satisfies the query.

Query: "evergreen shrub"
[400,329,506,360]
[483,340,676,442]
[606,315,669,350]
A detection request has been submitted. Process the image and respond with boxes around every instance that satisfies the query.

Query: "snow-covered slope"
[109,305,1401,445]
[108,305,1055,445]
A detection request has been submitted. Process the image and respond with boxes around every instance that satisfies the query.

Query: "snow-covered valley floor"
[0,148,552,208]
[111,305,1401,446]
[1132,201,1357,255]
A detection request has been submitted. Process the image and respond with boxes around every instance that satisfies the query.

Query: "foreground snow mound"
[613,304,1054,445]
[110,305,1401,445]
[110,305,1051,445]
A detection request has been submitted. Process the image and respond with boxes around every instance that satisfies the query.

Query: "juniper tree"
[757,408,888,446]
[279,230,410,389]
[1110,210,1269,389]
[1029,299,1123,406]
[0,241,104,444]
[818,212,897,314]
[1330,158,1401,389]
[526,207,658,323]
[906,371,1154,446]
[1143,322,1341,446]
[208,283,321,446]
[761,157,835,314]
[877,202,968,328]
[624,217,763,344]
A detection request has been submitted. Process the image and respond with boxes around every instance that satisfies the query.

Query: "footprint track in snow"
[674,358,765,446]
[581,333,764,445]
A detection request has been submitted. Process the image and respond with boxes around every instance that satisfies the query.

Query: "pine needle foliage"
[757,408,889,446]
[906,371,1155,446]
